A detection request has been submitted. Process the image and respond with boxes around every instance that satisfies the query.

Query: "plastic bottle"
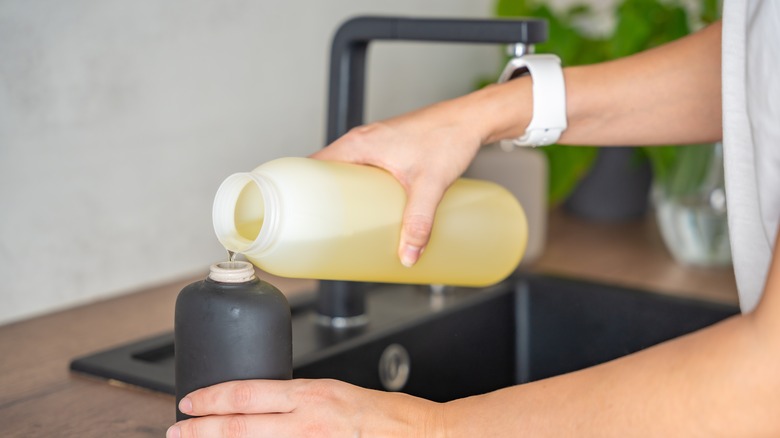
[212,157,528,287]
[174,261,292,421]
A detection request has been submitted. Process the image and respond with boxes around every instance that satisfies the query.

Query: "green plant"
[493,0,720,203]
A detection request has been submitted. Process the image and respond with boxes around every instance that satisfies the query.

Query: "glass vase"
[652,143,732,267]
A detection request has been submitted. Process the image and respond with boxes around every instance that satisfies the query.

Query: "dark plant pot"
[564,147,651,222]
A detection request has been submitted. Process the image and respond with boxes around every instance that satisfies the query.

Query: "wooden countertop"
[532,210,737,305]
[0,209,737,437]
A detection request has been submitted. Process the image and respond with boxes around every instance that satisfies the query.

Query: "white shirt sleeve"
[721,0,780,313]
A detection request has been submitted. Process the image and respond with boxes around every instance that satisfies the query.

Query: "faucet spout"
[326,15,548,144]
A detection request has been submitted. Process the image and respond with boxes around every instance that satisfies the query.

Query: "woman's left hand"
[167,378,445,438]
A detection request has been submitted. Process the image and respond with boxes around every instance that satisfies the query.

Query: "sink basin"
[70,275,738,402]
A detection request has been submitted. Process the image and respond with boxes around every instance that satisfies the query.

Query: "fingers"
[310,121,462,267]
[180,380,297,416]
[309,124,378,164]
[168,413,297,438]
[308,142,350,162]
[168,378,437,438]
[399,180,446,267]
[170,379,360,438]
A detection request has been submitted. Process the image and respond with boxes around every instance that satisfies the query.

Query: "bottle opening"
[213,172,278,255]
[209,261,256,283]
[235,182,264,242]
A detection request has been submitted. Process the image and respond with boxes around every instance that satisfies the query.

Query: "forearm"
[460,21,722,147]
[443,314,772,436]
[442,228,780,437]
[554,320,757,436]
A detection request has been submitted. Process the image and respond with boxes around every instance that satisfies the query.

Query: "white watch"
[498,54,567,148]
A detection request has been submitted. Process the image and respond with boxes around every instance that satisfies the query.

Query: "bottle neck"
[208,261,256,283]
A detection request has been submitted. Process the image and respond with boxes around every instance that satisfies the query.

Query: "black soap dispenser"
[174,261,292,421]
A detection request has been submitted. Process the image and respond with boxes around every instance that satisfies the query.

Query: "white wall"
[0,0,502,325]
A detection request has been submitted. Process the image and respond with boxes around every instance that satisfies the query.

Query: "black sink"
[70,274,738,402]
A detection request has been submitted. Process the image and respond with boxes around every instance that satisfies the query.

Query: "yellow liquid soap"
[235,221,262,243]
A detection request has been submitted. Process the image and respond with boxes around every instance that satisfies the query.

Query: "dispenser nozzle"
[208,261,256,283]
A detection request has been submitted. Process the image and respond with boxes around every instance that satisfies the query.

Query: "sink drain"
[378,343,410,391]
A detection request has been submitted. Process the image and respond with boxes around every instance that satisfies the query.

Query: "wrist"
[462,78,534,145]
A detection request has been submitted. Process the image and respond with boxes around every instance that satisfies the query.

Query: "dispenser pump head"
[208,261,256,283]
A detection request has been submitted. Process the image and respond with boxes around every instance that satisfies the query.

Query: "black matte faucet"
[317,16,548,328]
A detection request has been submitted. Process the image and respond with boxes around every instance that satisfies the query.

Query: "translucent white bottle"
[212,157,527,287]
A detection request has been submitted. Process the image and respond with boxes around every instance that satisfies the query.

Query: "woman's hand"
[167,378,444,438]
[310,99,489,267]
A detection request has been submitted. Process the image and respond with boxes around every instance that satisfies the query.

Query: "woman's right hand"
[310,98,489,267]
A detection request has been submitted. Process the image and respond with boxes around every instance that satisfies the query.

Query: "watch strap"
[498,54,567,147]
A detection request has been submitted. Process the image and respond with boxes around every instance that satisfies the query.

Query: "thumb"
[399,182,446,267]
